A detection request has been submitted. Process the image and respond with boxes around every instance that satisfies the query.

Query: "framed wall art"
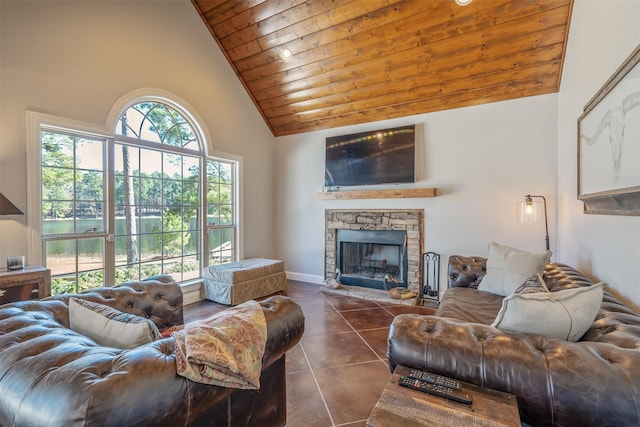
[578,44,640,215]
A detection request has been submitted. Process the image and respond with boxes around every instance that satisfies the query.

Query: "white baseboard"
[181,281,202,306]
[286,271,324,285]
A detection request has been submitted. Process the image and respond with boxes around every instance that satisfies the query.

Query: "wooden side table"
[0,266,51,304]
[368,365,521,427]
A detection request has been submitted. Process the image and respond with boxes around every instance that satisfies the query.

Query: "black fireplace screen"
[337,229,407,289]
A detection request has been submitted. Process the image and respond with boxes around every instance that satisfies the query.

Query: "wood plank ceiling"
[192,0,573,136]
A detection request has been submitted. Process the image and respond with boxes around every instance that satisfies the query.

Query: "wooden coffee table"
[368,365,520,427]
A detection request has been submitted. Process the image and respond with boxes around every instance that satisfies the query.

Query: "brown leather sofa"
[0,275,305,427]
[388,256,640,427]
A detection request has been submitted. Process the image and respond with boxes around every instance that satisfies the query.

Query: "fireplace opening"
[337,229,408,290]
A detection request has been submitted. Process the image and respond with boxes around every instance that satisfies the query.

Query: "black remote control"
[399,376,472,404]
[408,369,462,390]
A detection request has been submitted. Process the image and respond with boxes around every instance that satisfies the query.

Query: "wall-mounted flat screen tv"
[324,125,415,187]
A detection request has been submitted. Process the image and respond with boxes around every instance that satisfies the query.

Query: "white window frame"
[26,89,243,287]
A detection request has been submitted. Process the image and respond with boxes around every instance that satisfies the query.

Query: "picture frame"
[577,44,640,215]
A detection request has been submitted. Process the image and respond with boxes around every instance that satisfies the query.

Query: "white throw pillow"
[491,282,605,342]
[69,298,161,349]
[478,242,552,296]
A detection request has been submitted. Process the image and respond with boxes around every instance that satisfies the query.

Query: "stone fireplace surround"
[325,209,424,293]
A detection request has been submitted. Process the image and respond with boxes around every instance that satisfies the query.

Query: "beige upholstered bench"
[201,258,287,305]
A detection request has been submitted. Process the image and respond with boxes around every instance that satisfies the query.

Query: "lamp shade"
[516,200,542,224]
[517,194,550,251]
[0,193,23,215]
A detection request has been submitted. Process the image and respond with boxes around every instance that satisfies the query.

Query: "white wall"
[275,94,558,288]
[558,0,640,310]
[0,1,277,266]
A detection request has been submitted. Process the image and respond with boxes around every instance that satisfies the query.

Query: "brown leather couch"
[0,275,305,427]
[388,256,640,427]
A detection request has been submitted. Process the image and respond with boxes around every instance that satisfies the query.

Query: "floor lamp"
[517,195,549,251]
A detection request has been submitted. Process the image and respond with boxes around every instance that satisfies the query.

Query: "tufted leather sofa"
[0,275,305,427]
[388,256,640,427]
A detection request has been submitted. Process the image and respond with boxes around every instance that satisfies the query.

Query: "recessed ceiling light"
[455,0,473,5]
[279,47,293,62]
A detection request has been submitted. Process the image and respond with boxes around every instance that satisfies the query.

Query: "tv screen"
[324,125,415,187]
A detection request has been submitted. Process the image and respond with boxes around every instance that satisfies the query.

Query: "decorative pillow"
[515,272,550,295]
[478,242,552,296]
[491,282,605,342]
[69,298,161,349]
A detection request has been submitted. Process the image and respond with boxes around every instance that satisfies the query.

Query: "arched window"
[30,96,238,294]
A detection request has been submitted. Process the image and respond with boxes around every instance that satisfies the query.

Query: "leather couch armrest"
[448,255,487,288]
[260,295,305,366]
[387,314,640,427]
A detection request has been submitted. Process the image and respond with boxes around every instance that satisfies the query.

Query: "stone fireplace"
[325,209,423,293]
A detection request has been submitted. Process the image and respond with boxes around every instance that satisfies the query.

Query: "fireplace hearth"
[325,209,423,294]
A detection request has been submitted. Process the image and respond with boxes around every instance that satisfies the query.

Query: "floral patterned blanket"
[173,300,267,389]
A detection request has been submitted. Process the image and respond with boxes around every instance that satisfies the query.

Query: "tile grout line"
[320,293,390,368]
[297,323,337,427]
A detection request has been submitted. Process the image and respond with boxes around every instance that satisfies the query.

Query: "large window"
[34,99,238,294]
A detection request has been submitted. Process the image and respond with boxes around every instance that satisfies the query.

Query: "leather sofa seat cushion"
[492,282,605,341]
[436,287,503,325]
[69,297,161,348]
[478,242,552,296]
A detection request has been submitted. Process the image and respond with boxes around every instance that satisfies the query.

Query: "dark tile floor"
[184,279,436,427]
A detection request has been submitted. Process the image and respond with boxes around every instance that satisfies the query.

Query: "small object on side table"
[0,265,51,304]
[367,365,520,426]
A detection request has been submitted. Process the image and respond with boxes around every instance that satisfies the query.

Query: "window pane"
[116,265,139,283]
[42,166,74,201]
[219,205,232,225]
[117,107,145,140]
[184,156,199,179]
[140,262,161,279]
[184,227,198,256]
[183,181,199,207]
[163,153,182,177]
[220,162,233,182]
[140,177,162,205]
[75,207,103,233]
[114,175,139,206]
[76,138,103,171]
[164,232,183,258]
[41,132,73,168]
[46,240,76,276]
[51,275,77,295]
[76,170,103,201]
[115,207,140,236]
[163,180,182,207]
[140,149,161,175]
[115,145,139,176]
[43,202,74,234]
[209,228,233,265]
[182,254,199,280]
[115,233,139,266]
[78,270,104,292]
[140,233,162,263]
[140,216,160,234]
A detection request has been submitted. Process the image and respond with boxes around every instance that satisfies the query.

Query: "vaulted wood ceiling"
[192,0,573,136]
